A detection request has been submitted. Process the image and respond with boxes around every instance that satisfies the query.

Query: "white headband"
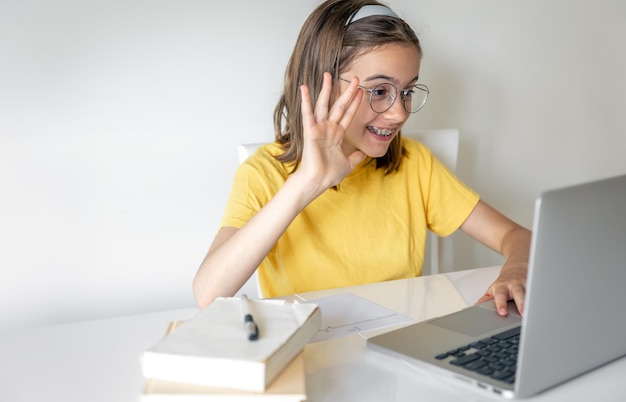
[345,4,399,26]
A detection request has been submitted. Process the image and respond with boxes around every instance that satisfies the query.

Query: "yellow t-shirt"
[221,137,479,297]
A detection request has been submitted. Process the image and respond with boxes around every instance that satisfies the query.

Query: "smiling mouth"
[368,126,395,136]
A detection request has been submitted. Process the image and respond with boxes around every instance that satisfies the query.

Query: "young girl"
[193,0,531,316]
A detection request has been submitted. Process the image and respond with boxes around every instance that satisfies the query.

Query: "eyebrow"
[363,74,420,87]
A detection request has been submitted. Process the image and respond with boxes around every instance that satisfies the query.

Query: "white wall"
[2,0,625,331]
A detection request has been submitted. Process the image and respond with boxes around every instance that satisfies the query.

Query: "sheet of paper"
[304,293,414,343]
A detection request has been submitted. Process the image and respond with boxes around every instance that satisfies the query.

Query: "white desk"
[0,266,623,401]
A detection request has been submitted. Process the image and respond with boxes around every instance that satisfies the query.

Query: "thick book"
[142,353,306,401]
[142,298,320,392]
[142,321,307,401]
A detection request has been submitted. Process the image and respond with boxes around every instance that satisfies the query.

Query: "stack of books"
[141,297,321,401]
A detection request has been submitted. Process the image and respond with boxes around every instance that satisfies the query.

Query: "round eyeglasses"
[339,77,429,114]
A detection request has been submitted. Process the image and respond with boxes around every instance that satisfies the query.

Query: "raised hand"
[295,72,367,195]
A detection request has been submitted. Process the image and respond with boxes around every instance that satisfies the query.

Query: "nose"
[381,94,410,121]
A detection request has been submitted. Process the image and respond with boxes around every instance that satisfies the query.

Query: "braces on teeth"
[371,127,394,136]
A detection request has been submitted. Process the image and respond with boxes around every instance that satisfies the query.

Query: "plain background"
[1,0,625,330]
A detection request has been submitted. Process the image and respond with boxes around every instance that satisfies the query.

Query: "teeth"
[369,126,395,136]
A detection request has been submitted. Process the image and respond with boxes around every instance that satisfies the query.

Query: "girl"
[193,0,531,317]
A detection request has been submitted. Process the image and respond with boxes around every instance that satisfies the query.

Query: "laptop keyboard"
[435,326,521,384]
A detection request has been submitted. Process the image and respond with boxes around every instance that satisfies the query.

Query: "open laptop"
[367,174,626,399]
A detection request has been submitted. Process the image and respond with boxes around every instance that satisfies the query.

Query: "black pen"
[241,294,259,341]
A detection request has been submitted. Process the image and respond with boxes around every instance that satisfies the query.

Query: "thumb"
[347,150,367,169]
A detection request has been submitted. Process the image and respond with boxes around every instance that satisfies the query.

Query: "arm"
[192,176,321,307]
[193,73,366,308]
[460,200,532,316]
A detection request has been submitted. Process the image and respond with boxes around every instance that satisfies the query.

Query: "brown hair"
[273,0,422,174]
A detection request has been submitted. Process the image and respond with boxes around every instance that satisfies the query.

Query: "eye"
[370,84,395,100]
[371,86,389,98]
[401,88,415,99]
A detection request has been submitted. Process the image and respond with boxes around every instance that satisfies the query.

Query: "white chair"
[234,129,459,297]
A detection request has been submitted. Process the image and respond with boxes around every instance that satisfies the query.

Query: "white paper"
[304,293,414,342]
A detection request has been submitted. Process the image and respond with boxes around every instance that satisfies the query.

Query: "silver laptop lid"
[516,174,626,398]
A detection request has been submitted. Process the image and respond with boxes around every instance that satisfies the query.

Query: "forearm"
[500,225,532,272]
[192,174,325,308]
[461,200,531,263]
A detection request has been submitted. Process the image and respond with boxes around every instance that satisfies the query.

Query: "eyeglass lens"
[369,83,428,114]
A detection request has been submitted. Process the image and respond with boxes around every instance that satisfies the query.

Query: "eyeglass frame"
[338,77,429,114]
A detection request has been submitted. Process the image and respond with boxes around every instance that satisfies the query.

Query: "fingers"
[313,72,332,122]
[476,292,493,305]
[300,84,314,129]
[509,284,525,315]
[475,290,510,317]
[338,84,362,130]
[493,289,510,317]
[485,283,525,317]
[476,279,526,317]
[347,150,367,169]
[478,262,527,317]
[301,72,361,128]
[326,74,362,128]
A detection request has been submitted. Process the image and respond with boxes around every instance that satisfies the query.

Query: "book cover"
[141,298,320,392]
[142,351,306,401]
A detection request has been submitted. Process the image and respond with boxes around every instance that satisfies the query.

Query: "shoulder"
[400,136,436,169]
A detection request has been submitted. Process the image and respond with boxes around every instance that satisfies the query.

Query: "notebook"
[367,174,626,399]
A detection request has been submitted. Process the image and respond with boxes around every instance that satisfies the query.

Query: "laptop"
[367,174,626,399]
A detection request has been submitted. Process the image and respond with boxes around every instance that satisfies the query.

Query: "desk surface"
[0,266,624,402]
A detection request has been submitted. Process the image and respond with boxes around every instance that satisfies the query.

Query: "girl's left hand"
[477,260,528,316]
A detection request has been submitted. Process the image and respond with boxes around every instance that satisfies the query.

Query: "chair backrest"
[235,129,460,291]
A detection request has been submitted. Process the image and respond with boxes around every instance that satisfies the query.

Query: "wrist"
[285,171,330,204]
